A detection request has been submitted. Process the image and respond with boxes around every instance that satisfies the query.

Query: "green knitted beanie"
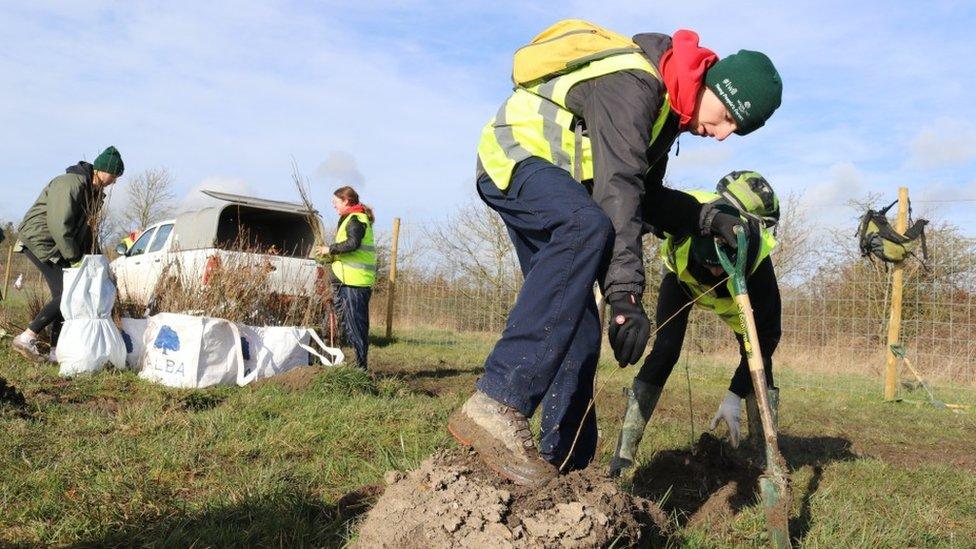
[93,146,124,176]
[705,50,782,135]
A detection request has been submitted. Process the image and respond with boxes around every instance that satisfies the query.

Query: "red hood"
[659,30,718,129]
[340,204,366,216]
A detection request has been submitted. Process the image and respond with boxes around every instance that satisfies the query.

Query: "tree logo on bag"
[121,330,133,354]
[154,326,180,355]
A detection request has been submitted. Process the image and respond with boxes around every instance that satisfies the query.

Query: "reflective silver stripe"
[535,75,561,99]
[569,47,641,70]
[573,123,583,181]
[341,261,376,271]
[533,75,579,178]
[492,99,534,165]
[357,244,376,252]
[538,99,571,170]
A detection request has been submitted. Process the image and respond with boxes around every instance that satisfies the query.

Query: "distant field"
[1,326,974,547]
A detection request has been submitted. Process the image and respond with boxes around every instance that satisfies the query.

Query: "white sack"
[120,317,148,369]
[56,255,126,376]
[238,325,344,381]
[139,313,249,388]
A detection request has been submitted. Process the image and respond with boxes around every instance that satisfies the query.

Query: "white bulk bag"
[139,313,250,388]
[238,325,344,381]
[120,317,148,370]
[56,255,126,376]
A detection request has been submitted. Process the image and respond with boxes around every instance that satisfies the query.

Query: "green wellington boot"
[608,380,663,477]
[745,387,780,461]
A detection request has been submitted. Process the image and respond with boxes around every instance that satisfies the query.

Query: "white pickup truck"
[110,190,326,306]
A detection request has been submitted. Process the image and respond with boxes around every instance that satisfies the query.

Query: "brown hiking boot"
[448,391,557,488]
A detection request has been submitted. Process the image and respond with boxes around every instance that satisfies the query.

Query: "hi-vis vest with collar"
[477,51,672,190]
[332,212,376,287]
[661,191,777,334]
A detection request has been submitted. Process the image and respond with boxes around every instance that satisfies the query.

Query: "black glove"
[699,203,744,249]
[607,292,652,366]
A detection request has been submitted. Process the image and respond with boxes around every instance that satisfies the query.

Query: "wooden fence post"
[385,217,401,339]
[884,187,909,401]
[2,244,13,301]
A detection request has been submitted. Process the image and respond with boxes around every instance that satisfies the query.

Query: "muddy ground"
[0,376,30,418]
[631,433,764,534]
[354,448,668,548]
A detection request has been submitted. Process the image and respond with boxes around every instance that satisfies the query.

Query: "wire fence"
[3,212,973,406]
[372,218,976,405]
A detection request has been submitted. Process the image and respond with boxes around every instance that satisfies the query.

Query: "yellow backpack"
[512,19,642,86]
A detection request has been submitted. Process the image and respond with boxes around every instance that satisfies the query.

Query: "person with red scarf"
[449,22,783,487]
[313,186,376,370]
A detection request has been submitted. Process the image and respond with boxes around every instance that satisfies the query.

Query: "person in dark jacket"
[610,179,782,477]
[313,186,376,370]
[11,146,124,362]
[448,23,783,487]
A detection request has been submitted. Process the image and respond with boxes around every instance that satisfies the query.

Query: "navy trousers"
[332,283,372,369]
[475,158,614,470]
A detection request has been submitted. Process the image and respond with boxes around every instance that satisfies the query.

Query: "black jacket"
[563,32,702,299]
[329,214,366,255]
[476,33,702,299]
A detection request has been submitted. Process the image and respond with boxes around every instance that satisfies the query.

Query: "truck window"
[148,224,173,253]
[128,228,157,257]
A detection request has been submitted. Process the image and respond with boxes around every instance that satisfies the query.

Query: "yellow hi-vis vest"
[332,212,376,287]
[660,191,777,334]
[477,51,672,190]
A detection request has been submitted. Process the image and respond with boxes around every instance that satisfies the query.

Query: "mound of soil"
[632,433,763,530]
[354,449,667,548]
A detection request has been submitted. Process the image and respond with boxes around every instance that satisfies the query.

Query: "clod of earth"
[0,376,30,418]
[354,448,667,548]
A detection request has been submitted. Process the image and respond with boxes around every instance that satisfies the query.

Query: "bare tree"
[119,168,177,232]
[430,200,520,327]
[431,200,519,288]
[769,191,812,284]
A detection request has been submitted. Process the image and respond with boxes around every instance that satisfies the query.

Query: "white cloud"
[316,151,366,189]
[2,0,976,239]
[667,143,734,174]
[178,176,256,213]
[806,162,865,208]
[0,2,496,229]
[909,119,976,169]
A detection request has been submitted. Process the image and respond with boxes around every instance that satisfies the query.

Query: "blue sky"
[2,0,975,235]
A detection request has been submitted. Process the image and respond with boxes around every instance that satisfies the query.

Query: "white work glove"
[709,390,743,447]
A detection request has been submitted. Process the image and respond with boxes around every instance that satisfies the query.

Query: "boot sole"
[12,344,45,364]
[447,410,473,446]
[447,410,555,488]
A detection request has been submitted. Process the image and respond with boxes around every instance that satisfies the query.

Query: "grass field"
[1,326,975,547]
